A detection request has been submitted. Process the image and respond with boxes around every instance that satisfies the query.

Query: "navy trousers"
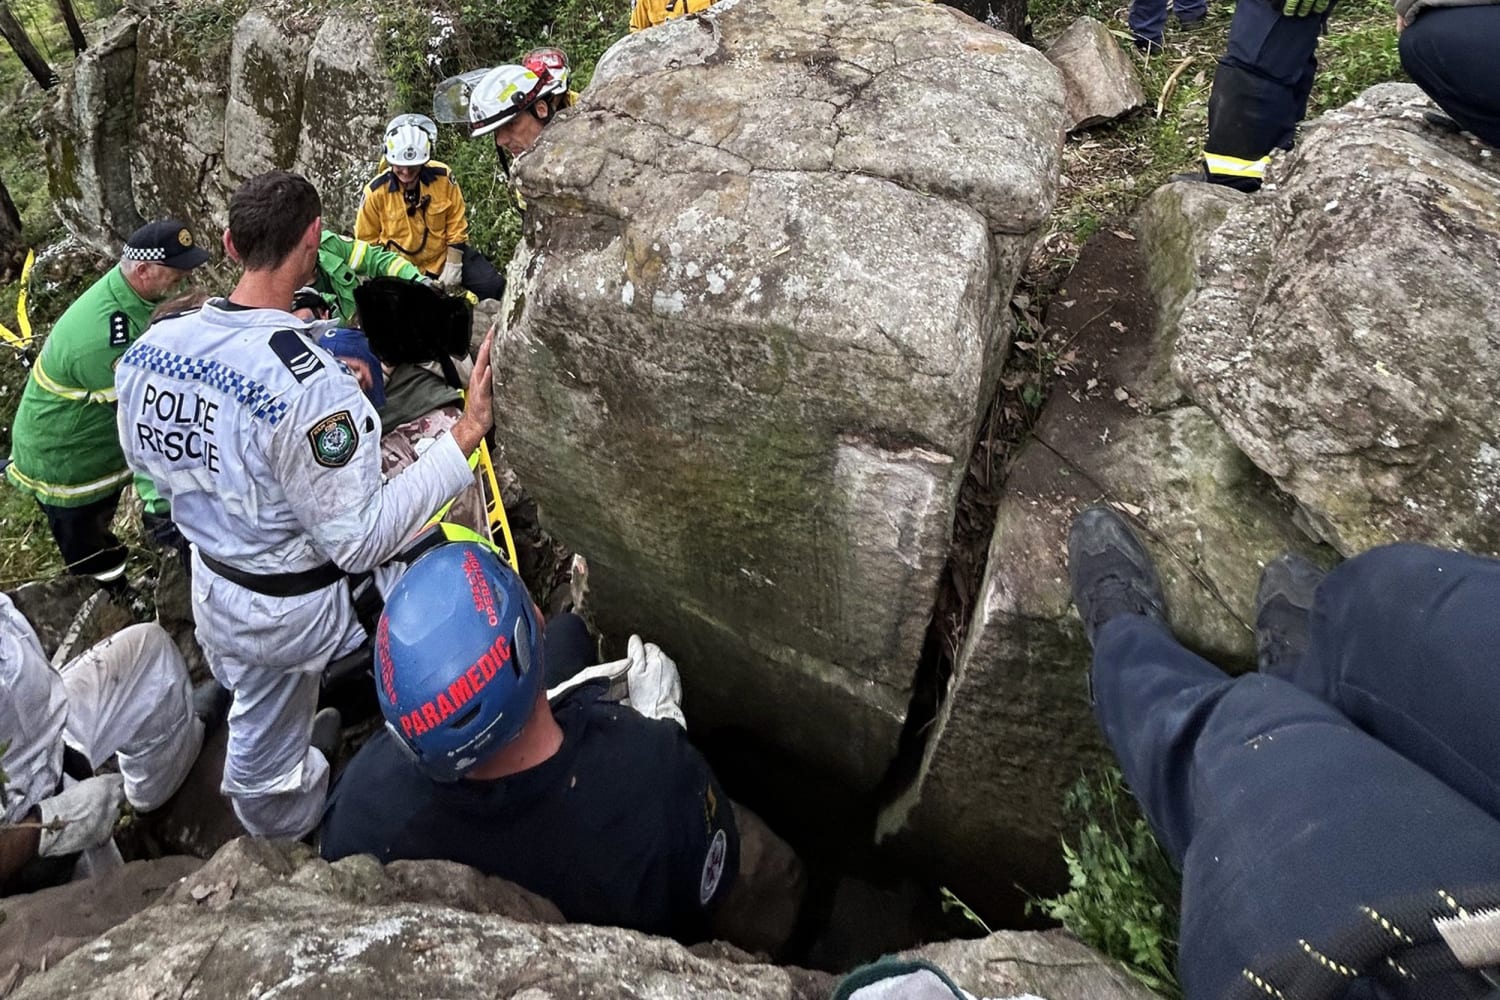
[1092,544,1500,999]
[1399,5,1500,148]
[1128,0,1209,48]
[1203,0,1329,186]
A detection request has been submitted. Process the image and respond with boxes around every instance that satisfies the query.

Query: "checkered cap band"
[122,246,168,262]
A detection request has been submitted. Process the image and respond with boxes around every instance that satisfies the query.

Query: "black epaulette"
[371,171,397,193]
[107,310,131,347]
[269,328,325,383]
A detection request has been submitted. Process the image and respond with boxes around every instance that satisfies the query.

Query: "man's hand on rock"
[452,327,496,455]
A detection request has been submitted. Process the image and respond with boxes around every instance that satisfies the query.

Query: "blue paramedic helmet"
[375,540,544,781]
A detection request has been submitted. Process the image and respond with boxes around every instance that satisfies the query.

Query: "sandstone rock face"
[11,838,832,1000]
[12,838,1147,1000]
[223,8,316,189]
[293,12,393,230]
[498,0,1065,793]
[884,231,1327,914]
[45,15,143,253]
[0,856,202,993]
[46,1,393,248]
[1046,16,1145,132]
[131,13,230,237]
[1170,83,1500,556]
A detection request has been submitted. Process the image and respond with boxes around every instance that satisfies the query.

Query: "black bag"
[353,277,472,386]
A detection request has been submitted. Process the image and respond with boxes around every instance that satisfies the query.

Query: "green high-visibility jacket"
[315,230,423,324]
[6,266,155,507]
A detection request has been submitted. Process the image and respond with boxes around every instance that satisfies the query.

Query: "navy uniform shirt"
[320,684,740,942]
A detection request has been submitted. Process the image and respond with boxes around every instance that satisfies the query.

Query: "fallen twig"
[1156,56,1196,120]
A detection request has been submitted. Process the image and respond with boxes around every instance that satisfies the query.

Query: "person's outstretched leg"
[1073,510,1500,998]
[1294,543,1500,822]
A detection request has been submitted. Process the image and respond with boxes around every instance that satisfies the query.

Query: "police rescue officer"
[6,220,208,589]
[115,170,497,841]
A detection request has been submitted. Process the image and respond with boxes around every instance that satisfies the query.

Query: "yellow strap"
[17,248,33,343]
[32,355,116,403]
[1204,152,1270,179]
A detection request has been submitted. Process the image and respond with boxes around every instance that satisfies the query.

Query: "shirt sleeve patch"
[108,311,131,347]
[699,827,728,906]
[270,328,326,383]
[307,410,359,468]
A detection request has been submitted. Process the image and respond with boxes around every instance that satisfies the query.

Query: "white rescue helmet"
[384,113,438,167]
[467,63,566,138]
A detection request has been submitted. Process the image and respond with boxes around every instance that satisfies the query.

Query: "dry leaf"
[1111,229,1137,241]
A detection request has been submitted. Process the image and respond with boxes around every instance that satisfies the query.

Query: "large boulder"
[293,11,392,230]
[223,8,316,190]
[44,15,143,253]
[496,0,1065,793]
[0,856,202,992]
[11,837,1152,1000]
[131,12,231,236]
[1169,83,1500,557]
[881,231,1327,916]
[44,2,394,248]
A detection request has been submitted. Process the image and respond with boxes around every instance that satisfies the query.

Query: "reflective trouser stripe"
[1204,152,1271,179]
[6,463,132,502]
[31,357,116,403]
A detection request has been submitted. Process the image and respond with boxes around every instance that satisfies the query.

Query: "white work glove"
[625,634,686,730]
[36,773,125,858]
[439,246,464,290]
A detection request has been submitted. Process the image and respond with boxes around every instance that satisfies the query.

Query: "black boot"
[1254,553,1325,676]
[191,680,231,736]
[1067,505,1169,649]
[310,707,344,766]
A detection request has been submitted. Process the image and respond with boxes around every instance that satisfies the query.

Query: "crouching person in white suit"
[0,593,206,892]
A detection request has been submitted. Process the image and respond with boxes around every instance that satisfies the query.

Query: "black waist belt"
[199,553,347,597]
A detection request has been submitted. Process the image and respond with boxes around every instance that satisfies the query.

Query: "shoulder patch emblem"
[108,311,131,348]
[307,410,359,468]
[269,328,325,383]
[699,828,727,906]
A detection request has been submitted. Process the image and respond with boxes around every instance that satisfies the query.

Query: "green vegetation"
[382,0,632,265]
[1032,768,1184,998]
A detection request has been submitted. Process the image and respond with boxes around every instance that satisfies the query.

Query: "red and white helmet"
[522,47,570,92]
[468,61,568,138]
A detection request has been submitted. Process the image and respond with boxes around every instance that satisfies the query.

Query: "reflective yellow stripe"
[384,258,407,277]
[6,463,132,501]
[1204,152,1270,179]
[31,356,116,403]
[348,239,370,270]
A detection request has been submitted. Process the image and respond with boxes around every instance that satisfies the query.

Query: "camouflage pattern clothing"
[380,404,490,540]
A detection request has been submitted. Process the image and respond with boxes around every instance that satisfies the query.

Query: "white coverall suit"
[0,594,201,858]
[115,301,473,840]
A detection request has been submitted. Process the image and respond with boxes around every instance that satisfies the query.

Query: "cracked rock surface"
[8,838,1154,999]
[497,0,1066,793]
[1168,84,1500,557]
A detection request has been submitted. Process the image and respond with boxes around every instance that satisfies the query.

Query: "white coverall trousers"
[60,623,203,813]
[192,554,398,841]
